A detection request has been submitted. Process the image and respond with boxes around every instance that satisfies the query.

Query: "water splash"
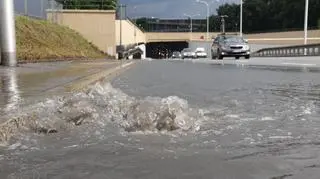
[0,82,206,144]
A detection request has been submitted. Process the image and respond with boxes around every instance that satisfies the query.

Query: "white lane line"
[248,37,320,41]
[237,60,249,63]
[281,62,317,66]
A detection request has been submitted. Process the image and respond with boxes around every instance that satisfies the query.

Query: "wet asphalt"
[0,58,320,179]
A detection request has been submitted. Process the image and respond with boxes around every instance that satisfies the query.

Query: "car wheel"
[245,55,250,59]
[235,56,240,60]
[211,51,216,59]
[217,50,223,60]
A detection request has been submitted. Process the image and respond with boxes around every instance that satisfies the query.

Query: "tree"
[216,3,240,32]
[135,18,148,31]
[56,0,118,10]
[210,0,320,33]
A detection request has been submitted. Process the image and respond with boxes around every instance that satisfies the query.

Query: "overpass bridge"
[46,10,320,59]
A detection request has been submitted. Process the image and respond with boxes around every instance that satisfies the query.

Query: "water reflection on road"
[0,68,21,114]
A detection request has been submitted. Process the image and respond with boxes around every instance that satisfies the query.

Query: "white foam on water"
[269,136,294,139]
[260,117,275,121]
[0,82,209,145]
[225,114,240,118]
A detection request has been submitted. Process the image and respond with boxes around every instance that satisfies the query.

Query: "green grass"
[16,16,109,62]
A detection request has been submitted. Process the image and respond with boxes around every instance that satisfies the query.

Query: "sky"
[14,0,63,18]
[13,0,239,19]
[120,0,239,19]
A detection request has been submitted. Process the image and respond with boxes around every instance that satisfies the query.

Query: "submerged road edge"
[64,61,136,92]
[0,61,136,145]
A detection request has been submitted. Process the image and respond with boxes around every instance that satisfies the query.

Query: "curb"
[63,61,135,92]
[0,61,136,144]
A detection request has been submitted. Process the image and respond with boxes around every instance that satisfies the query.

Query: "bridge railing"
[252,43,320,57]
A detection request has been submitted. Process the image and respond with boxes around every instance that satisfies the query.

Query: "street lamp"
[184,13,200,40]
[132,6,138,45]
[196,0,210,41]
[184,13,200,33]
[240,0,243,36]
[0,0,17,66]
[304,0,309,45]
[220,15,228,33]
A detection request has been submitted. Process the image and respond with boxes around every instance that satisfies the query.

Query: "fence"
[252,43,320,57]
[14,0,63,23]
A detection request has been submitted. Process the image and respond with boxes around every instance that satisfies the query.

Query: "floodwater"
[1,59,320,179]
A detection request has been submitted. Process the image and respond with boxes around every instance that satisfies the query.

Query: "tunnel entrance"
[146,41,188,59]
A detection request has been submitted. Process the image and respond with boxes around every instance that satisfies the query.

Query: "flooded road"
[1,59,320,179]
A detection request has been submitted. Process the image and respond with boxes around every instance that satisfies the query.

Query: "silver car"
[171,51,182,58]
[181,48,197,59]
[211,35,250,60]
[195,47,207,58]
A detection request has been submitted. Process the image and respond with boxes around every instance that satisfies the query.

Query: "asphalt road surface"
[1,58,320,179]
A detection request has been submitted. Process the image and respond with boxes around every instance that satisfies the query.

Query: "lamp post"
[240,0,243,36]
[184,13,200,40]
[0,0,17,66]
[304,0,309,45]
[220,15,228,33]
[133,6,138,45]
[196,0,210,40]
[118,4,126,60]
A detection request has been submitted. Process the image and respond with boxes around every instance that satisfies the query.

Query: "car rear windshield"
[223,36,245,43]
[196,48,205,52]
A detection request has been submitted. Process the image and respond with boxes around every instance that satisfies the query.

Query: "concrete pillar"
[0,0,17,67]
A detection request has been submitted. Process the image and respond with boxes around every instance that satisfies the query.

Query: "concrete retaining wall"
[47,10,117,56]
[115,20,146,46]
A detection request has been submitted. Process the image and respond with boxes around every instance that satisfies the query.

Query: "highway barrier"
[252,43,320,57]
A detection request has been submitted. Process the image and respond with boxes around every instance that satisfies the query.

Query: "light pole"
[133,6,137,45]
[304,0,309,45]
[0,0,17,66]
[240,0,243,36]
[118,4,126,60]
[220,15,228,33]
[184,13,200,40]
[196,0,210,40]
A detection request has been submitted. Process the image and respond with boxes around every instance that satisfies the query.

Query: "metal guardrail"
[252,43,320,57]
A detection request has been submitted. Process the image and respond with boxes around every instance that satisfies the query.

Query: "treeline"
[55,0,118,10]
[211,0,320,33]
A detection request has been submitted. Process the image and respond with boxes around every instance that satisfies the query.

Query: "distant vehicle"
[171,51,182,58]
[211,34,250,60]
[181,48,197,59]
[194,47,207,58]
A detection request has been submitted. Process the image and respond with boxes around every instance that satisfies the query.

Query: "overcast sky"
[120,0,239,18]
[14,0,238,19]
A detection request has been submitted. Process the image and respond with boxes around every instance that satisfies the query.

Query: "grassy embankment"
[16,16,110,62]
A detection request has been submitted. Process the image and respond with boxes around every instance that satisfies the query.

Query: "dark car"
[211,34,251,60]
[171,51,182,58]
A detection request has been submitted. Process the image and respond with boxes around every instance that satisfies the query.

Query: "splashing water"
[0,82,206,144]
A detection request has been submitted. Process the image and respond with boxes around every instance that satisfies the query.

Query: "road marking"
[281,62,316,66]
[248,37,320,41]
[237,60,249,63]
